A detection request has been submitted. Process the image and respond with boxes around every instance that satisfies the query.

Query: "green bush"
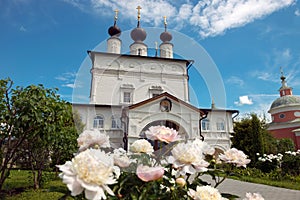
[281,152,300,176]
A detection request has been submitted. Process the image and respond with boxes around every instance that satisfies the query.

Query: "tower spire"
[279,67,292,96]
[107,9,122,54]
[163,16,167,32]
[113,9,119,26]
[136,5,142,28]
[159,16,173,58]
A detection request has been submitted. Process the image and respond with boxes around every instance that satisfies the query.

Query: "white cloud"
[234,95,253,106]
[295,9,300,16]
[55,72,80,88]
[19,25,27,32]
[63,0,296,38]
[62,83,76,88]
[226,76,244,86]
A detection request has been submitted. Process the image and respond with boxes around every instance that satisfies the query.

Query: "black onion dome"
[160,31,172,42]
[108,25,121,37]
[130,27,147,42]
[270,95,300,109]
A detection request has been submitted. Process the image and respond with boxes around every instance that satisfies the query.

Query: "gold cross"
[163,16,167,25]
[114,9,119,21]
[137,6,142,21]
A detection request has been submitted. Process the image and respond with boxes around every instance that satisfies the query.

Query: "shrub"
[281,150,300,176]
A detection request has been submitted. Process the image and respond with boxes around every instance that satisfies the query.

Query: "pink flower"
[219,148,251,167]
[136,165,164,182]
[145,125,181,143]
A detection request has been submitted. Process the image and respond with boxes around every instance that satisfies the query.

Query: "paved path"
[202,175,300,200]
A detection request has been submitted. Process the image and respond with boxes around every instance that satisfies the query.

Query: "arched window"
[202,119,210,131]
[111,116,121,129]
[93,115,104,129]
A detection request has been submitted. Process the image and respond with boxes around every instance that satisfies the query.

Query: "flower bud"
[176,177,186,187]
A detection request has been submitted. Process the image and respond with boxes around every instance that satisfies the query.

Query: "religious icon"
[160,99,172,112]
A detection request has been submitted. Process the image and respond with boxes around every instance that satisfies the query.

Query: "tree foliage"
[0,78,83,190]
[232,113,294,166]
[231,114,265,165]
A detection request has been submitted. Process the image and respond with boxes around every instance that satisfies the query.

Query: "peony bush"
[57,126,263,200]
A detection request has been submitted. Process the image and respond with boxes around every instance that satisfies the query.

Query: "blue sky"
[1,0,300,120]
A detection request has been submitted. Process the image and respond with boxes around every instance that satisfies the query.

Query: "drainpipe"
[121,107,129,151]
[199,110,208,141]
[232,110,239,120]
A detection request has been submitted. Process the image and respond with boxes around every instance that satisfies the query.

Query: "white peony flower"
[57,149,120,200]
[145,125,181,143]
[219,148,251,167]
[243,192,265,200]
[193,138,215,155]
[130,139,154,154]
[136,165,165,182]
[168,140,209,177]
[188,185,226,200]
[113,148,132,168]
[77,129,110,152]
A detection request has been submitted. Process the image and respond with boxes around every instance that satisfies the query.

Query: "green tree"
[0,78,83,190]
[231,114,265,165]
[277,138,295,153]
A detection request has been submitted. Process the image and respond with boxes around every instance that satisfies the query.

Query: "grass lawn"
[1,170,73,200]
[230,175,300,191]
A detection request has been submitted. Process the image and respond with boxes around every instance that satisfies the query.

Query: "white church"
[73,8,238,153]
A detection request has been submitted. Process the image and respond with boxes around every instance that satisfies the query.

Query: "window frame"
[93,115,104,129]
[201,119,210,131]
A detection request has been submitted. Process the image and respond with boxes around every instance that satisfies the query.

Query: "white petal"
[76,177,99,192]
[62,176,83,196]
[57,161,75,176]
[85,188,106,200]
[103,184,115,196]
[70,181,84,196]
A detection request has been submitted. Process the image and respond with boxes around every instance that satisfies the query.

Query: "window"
[120,84,134,104]
[216,120,225,131]
[152,93,160,97]
[149,85,163,98]
[202,119,210,131]
[93,115,104,129]
[123,92,131,103]
[279,113,285,119]
[111,116,121,129]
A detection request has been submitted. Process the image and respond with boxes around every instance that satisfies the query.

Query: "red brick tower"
[268,71,300,149]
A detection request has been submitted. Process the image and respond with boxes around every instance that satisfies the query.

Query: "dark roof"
[72,103,122,108]
[270,95,300,109]
[201,108,239,115]
[87,51,192,66]
[128,92,205,115]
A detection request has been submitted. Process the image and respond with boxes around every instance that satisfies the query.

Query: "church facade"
[73,9,238,152]
[268,72,300,149]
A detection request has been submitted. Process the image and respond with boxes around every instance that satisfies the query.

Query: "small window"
[93,115,104,129]
[279,113,285,119]
[216,121,225,131]
[112,116,121,129]
[124,92,131,103]
[202,119,210,131]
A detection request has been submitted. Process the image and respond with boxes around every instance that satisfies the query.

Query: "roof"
[270,95,300,109]
[128,92,205,115]
[87,51,193,67]
[201,108,239,114]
